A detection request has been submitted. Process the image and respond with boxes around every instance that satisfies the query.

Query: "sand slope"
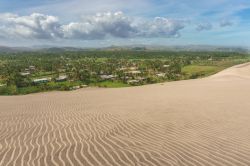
[1,63,250,166]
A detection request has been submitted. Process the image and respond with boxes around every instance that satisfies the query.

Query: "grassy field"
[182,65,223,78]
[90,81,131,88]
[182,58,250,79]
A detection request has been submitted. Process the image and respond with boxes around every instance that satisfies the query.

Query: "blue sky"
[0,0,250,47]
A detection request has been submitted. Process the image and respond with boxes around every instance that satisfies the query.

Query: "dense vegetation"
[0,50,249,95]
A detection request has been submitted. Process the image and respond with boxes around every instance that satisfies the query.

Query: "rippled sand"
[1,63,250,166]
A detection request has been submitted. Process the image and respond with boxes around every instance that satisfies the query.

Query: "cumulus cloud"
[0,12,186,40]
[220,20,233,27]
[196,23,213,31]
[137,17,185,38]
[62,12,137,39]
[0,13,62,39]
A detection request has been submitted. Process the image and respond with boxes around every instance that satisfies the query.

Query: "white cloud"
[137,17,185,38]
[0,12,186,40]
[196,23,213,31]
[62,12,137,39]
[0,13,62,39]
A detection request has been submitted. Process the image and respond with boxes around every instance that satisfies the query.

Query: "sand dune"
[1,63,250,166]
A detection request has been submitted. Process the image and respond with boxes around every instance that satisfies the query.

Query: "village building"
[125,70,142,75]
[33,77,51,84]
[55,75,68,82]
[163,65,170,68]
[127,80,140,85]
[118,67,128,71]
[29,66,36,71]
[129,67,138,71]
[20,72,31,76]
[71,86,81,90]
[100,75,117,80]
[81,85,88,88]
[156,73,166,77]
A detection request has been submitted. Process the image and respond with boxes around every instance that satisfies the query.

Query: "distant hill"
[0,46,35,53]
[0,46,84,53]
[0,45,249,53]
[102,45,249,53]
[0,46,18,53]
[89,45,249,53]
[43,47,85,52]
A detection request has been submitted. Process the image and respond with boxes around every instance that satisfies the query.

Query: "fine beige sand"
[1,63,250,166]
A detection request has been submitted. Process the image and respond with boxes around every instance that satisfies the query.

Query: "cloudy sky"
[0,0,250,47]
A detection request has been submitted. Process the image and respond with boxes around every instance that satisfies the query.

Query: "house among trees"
[71,86,81,90]
[29,66,36,72]
[125,70,142,75]
[118,67,128,71]
[100,75,117,80]
[163,65,170,68]
[127,79,140,85]
[20,72,31,76]
[33,78,51,84]
[129,67,138,70]
[55,75,68,82]
[156,73,166,77]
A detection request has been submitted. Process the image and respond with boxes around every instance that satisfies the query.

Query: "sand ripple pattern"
[1,63,250,166]
[0,103,250,166]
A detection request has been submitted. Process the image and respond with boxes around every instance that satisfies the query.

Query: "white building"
[33,78,51,84]
[56,75,68,82]
[156,73,166,77]
[20,72,31,76]
[100,75,117,80]
[29,66,36,70]
[125,70,142,74]
[163,65,170,68]
[0,84,5,87]
[127,80,140,84]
